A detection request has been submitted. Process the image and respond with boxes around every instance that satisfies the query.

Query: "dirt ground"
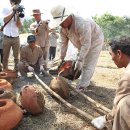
[6,49,123,130]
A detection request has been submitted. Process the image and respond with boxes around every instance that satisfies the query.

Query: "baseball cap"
[27,35,36,43]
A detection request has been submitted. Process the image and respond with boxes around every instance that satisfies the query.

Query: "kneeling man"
[18,34,44,77]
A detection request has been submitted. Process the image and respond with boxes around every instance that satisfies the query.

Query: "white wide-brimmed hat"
[49,5,70,28]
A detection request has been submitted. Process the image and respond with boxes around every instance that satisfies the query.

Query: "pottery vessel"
[0,79,12,90]
[0,99,23,130]
[0,63,3,72]
[0,69,17,84]
[20,85,45,114]
[58,60,81,80]
[0,88,16,102]
[3,69,17,78]
[49,76,69,99]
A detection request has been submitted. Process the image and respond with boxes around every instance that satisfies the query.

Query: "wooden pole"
[42,71,111,114]
[69,84,111,113]
[33,72,93,121]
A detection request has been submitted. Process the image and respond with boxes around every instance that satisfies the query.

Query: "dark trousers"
[49,47,56,60]
[0,49,3,63]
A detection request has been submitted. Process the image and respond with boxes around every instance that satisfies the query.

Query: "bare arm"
[16,14,22,28]
[3,10,15,23]
[3,5,22,28]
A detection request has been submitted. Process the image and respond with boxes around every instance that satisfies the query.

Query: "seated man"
[91,36,130,130]
[18,34,44,77]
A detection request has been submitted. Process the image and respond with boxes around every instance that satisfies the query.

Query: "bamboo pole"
[33,72,93,121]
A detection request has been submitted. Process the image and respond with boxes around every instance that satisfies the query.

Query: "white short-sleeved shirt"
[2,7,19,37]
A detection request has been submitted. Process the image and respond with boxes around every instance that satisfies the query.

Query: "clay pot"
[0,99,23,130]
[58,60,81,80]
[20,85,45,114]
[0,88,16,102]
[0,72,8,79]
[0,63,3,72]
[0,69,17,84]
[0,79,12,90]
[3,69,17,78]
[49,76,69,99]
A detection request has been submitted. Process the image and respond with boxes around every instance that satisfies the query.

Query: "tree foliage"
[19,18,35,33]
[92,13,130,42]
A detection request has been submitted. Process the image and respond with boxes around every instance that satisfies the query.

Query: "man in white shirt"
[2,0,22,71]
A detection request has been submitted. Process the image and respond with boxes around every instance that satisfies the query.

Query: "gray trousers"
[3,36,20,70]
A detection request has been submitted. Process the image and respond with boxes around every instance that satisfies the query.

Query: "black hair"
[109,36,130,56]
[10,0,21,4]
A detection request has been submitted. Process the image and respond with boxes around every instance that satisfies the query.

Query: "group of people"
[0,0,59,76]
[1,0,130,129]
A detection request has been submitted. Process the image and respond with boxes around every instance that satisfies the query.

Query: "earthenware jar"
[49,76,69,99]
[0,72,8,79]
[20,85,45,114]
[0,63,3,72]
[3,69,17,78]
[0,88,16,102]
[0,99,23,130]
[58,60,81,80]
[0,69,17,84]
[0,79,12,90]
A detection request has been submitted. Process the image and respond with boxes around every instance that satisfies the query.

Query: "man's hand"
[40,65,44,72]
[91,116,106,129]
[12,4,19,11]
[74,60,82,71]
[58,59,65,67]
[28,66,34,72]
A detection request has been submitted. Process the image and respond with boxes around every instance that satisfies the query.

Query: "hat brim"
[27,40,36,43]
[31,13,43,16]
[49,15,68,29]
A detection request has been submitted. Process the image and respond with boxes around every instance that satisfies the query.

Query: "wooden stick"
[69,84,111,113]
[33,72,93,121]
[43,71,111,113]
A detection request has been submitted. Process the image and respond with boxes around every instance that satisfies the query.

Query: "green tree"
[19,18,34,33]
[93,13,130,42]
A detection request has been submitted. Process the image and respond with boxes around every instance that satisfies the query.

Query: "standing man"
[49,31,59,60]
[2,0,22,71]
[91,37,130,130]
[49,5,104,91]
[30,9,49,70]
[18,34,44,77]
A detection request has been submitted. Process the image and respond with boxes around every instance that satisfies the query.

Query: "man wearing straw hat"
[49,5,104,92]
[30,9,49,70]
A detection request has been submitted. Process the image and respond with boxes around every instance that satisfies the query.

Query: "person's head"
[49,5,72,29]
[109,36,130,68]
[10,0,21,5]
[31,9,42,21]
[27,35,36,49]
